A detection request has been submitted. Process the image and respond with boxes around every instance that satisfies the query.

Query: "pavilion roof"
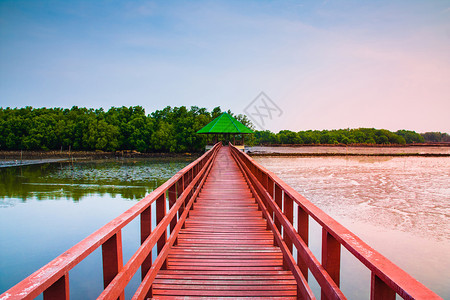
[197,112,253,134]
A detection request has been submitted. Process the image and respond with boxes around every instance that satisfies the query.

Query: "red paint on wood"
[284,193,294,256]
[102,232,125,300]
[321,228,341,300]
[140,206,152,297]
[152,147,300,299]
[43,274,69,300]
[298,205,309,281]
[371,272,396,300]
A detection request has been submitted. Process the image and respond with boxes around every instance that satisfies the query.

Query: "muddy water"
[249,145,450,155]
[254,155,450,298]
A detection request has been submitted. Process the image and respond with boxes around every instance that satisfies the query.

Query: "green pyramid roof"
[197,113,253,134]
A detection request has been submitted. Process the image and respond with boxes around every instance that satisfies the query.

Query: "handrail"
[1,143,221,300]
[231,146,317,300]
[229,143,441,300]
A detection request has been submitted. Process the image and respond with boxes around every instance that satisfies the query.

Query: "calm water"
[1,153,449,299]
[0,157,194,299]
[254,155,450,298]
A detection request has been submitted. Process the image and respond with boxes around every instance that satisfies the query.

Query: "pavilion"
[197,112,253,151]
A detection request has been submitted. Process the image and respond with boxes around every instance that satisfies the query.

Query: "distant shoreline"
[256,143,450,148]
[248,152,450,157]
[0,150,200,161]
[247,144,450,157]
[1,144,449,163]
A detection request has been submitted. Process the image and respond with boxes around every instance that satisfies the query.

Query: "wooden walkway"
[153,147,297,298]
[3,143,440,300]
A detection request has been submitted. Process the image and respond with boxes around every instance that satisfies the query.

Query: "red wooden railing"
[0,143,221,300]
[229,143,441,300]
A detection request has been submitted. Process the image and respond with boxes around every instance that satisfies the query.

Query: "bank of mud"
[0,150,200,167]
[248,152,450,157]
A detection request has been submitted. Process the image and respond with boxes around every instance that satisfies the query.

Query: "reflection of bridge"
[1,144,440,299]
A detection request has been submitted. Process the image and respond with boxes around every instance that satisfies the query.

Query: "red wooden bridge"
[1,144,441,299]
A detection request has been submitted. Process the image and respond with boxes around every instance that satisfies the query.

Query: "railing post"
[156,193,167,269]
[266,177,274,230]
[297,205,309,281]
[371,273,396,300]
[274,184,283,232]
[168,184,177,235]
[321,229,341,300]
[102,231,125,300]
[267,177,274,198]
[273,184,283,246]
[282,193,294,270]
[140,206,152,280]
[283,193,294,253]
[265,173,270,191]
[262,172,268,190]
[177,177,185,229]
[43,273,70,300]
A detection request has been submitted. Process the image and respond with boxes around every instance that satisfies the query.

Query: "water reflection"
[0,158,194,203]
[0,157,193,298]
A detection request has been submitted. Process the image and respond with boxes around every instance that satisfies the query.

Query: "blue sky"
[1,0,449,132]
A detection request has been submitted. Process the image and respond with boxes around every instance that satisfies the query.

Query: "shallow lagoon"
[0,157,194,299]
[1,152,449,298]
[254,155,450,298]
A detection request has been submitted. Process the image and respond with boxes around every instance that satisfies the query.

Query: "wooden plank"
[152,289,297,297]
[154,297,296,300]
[153,284,297,291]
[153,147,298,299]
[157,270,294,276]
[155,275,295,281]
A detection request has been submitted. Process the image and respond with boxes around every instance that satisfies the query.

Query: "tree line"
[0,106,447,152]
[253,128,430,145]
[0,106,251,153]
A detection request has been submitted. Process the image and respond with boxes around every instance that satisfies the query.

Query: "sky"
[1,0,449,133]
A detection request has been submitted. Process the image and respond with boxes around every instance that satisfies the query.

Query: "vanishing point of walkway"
[153,147,297,298]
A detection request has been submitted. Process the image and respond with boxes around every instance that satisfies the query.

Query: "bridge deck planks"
[153,147,297,299]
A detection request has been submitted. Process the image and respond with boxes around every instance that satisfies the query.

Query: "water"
[0,157,194,299]
[1,152,449,298]
[253,154,450,298]
[249,145,450,155]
